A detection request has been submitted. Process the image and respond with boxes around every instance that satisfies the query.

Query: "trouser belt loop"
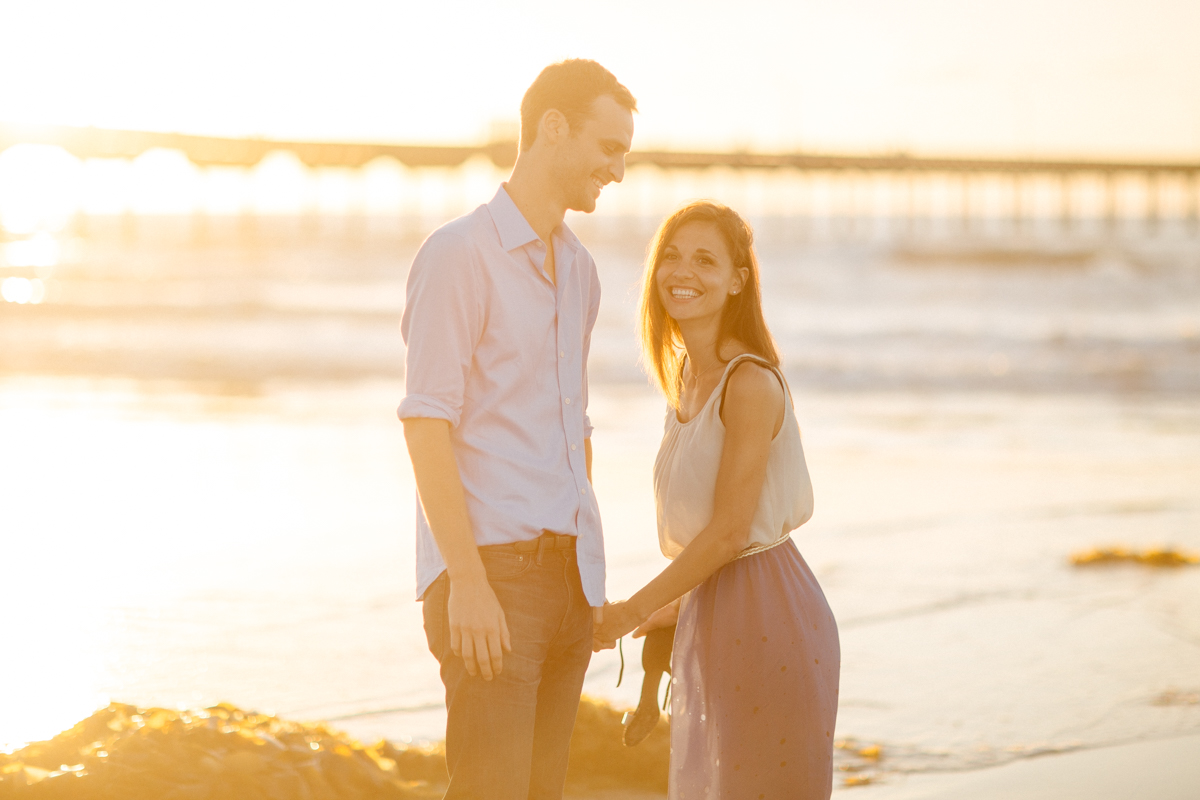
[536,533,552,567]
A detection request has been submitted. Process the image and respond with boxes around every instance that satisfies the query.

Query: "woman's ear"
[732,266,750,295]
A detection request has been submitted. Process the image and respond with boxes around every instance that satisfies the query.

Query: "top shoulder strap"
[718,354,790,418]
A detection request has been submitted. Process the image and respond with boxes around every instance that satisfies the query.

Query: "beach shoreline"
[834,731,1200,799]
[6,699,1196,800]
[565,732,1200,798]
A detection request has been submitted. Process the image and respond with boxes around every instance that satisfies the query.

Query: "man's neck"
[504,161,566,243]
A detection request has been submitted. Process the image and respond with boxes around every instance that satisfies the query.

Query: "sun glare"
[0,144,81,234]
[251,151,310,215]
[2,233,59,269]
[0,611,110,753]
[130,148,200,215]
[0,277,46,305]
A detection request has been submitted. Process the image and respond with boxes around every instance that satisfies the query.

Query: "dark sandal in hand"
[622,625,675,746]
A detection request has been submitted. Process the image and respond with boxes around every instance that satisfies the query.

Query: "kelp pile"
[833,738,884,788]
[1070,546,1199,567]
[0,702,444,800]
[0,697,670,799]
[1151,689,1200,707]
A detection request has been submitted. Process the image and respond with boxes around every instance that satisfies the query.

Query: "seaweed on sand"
[0,697,669,798]
[1069,546,1199,567]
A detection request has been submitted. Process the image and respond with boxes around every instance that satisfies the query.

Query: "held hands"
[592,601,638,652]
[592,598,680,652]
[448,575,511,680]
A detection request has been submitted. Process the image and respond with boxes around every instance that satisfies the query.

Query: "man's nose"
[610,155,626,184]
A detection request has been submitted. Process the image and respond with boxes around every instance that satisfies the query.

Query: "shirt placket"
[551,242,590,505]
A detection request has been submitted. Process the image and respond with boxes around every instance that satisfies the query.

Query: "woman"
[593,201,840,799]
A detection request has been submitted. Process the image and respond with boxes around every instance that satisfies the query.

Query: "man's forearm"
[402,418,484,581]
[403,416,511,679]
[584,437,593,484]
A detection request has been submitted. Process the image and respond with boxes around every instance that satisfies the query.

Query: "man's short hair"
[519,60,637,152]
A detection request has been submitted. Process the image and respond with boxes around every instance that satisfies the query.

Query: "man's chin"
[566,197,597,214]
[566,189,598,214]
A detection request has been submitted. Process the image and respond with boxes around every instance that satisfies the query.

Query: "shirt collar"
[487,184,580,257]
[487,185,538,252]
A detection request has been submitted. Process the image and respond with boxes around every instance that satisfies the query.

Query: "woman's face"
[655,220,748,325]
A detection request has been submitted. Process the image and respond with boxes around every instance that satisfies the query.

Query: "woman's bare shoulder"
[721,358,785,424]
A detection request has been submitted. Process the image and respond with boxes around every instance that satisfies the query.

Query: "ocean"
[2,207,1198,783]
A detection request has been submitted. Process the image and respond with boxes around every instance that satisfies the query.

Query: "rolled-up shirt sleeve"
[398,232,483,428]
[580,257,602,440]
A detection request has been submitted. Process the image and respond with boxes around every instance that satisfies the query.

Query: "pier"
[1,122,1198,234]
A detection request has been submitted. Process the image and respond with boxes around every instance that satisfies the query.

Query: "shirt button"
[571,444,577,451]
[559,351,565,358]
[534,240,544,248]
[581,488,587,495]
[564,398,571,405]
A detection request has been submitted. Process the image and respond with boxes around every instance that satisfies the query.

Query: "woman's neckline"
[673,353,760,425]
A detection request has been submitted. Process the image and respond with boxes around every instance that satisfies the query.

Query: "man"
[398,60,636,799]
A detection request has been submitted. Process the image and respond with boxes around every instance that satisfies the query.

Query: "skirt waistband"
[733,532,792,561]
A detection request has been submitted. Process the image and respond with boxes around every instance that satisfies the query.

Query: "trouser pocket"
[421,572,449,661]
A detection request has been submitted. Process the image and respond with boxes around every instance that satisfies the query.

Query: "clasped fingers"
[591,633,617,653]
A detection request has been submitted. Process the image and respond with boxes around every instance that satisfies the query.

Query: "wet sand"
[4,380,1197,771]
[570,733,1200,799]
[836,732,1200,799]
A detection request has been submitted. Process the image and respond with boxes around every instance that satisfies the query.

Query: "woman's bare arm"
[594,364,785,645]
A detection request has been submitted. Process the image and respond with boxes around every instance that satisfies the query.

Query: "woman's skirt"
[669,538,840,800]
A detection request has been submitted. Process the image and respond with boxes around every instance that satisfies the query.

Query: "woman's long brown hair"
[638,201,780,409]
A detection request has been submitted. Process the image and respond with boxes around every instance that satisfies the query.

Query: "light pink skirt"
[669,539,840,800]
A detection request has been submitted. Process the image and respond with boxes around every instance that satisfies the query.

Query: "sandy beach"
[7,701,1197,798]
[4,378,1197,793]
[570,732,1200,799]
[836,733,1200,799]
[3,220,1198,795]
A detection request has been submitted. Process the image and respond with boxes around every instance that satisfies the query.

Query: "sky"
[2,0,1199,158]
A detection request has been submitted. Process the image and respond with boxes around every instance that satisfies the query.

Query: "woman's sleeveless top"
[653,354,814,560]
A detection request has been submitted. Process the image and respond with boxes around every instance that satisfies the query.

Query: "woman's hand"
[591,600,645,652]
[632,597,680,638]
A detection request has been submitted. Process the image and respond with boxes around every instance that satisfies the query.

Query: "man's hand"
[591,600,643,652]
[591,605,616,651]
[448,575,511,680]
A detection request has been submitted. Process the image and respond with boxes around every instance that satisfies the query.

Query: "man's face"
[553,95,635,214]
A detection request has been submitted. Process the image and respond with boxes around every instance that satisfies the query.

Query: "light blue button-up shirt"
[398,185,605,606]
